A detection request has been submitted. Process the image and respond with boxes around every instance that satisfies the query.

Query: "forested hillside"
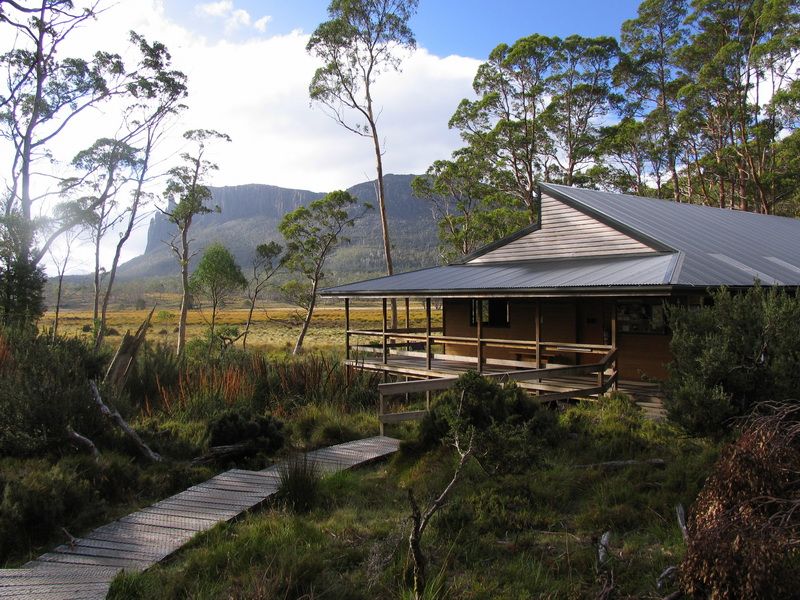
[117,174,439,283]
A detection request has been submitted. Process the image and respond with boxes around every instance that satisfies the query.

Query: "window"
[470,299,510,328]
[617,300,667,334]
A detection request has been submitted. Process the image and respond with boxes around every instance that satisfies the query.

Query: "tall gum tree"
[448,35,560,223]
[279,190,370,355]
[307,0,418,326]
[162,129,230,356]
[617,0,688,200]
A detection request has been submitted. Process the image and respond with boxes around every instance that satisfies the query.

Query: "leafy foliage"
[206,409,284,451]
[279,190,370,353]
[664,286,800,436]
[0,329,107,456]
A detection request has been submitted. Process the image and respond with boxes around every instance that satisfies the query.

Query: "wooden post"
[344,298,351,361]
[381,298,388,364]
[344,298,351,387]
[611,300,618,390]
[535,301,541,369]
[405,297,410,330]
[476,299,483,374]
[425,298,432,370]
[379,390,385,436]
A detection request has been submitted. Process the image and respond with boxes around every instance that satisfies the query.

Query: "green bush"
[665,286,800,437]
[206,409,284,452]
[0,329,108,456]
[418,371,540,448]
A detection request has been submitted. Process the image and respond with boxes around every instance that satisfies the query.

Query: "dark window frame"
[470,299,510,328]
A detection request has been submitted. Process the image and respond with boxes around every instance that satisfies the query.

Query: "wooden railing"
[347,326,612,372]
[375,347,618,435]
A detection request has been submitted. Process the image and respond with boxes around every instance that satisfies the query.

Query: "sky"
[2,0,643,274]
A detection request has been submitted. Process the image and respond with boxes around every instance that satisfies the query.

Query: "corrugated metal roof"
[324,253,677,296]
[322,184,800,297]
[542,184,800,287]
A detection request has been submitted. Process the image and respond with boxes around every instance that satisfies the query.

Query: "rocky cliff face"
[119,174,440,282]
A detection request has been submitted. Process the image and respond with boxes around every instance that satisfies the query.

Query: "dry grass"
[43,303,441,352]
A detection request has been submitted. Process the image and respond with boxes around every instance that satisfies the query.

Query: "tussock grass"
[109,394,717,598]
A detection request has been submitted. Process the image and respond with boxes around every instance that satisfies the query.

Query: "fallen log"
[192,441,258,465]
[66,425,101,460]
[90,380,161,462]
[574,458,666,470]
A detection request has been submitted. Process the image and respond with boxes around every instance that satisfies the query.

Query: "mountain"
[117,174,440,283]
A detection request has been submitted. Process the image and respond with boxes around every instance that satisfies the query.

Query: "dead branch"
[575,458,666,470]
[407,395,474,600]
[66,425,100,460]
[90,380,161,462]
[676,503,688,543]
[104,305,155,388]
[597,531,611,568]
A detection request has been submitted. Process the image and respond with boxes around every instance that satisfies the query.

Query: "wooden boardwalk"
[0,436,400,600]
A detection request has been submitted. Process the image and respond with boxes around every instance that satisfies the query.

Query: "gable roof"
[540,183,800,286]
[322,184,800,297]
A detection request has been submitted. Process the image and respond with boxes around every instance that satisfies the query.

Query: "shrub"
[206,409,285,453]
[0,329,107,456]
[418,371,539,448]
[680,403,800,598]
[665,286,800,437]
[276,455,321,513]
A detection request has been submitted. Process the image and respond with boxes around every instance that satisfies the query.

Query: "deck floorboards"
[0,436,400,600]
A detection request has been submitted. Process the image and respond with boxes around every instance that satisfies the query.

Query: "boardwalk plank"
[2,436,399,599]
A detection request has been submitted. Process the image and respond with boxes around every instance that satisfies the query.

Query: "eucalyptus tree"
[307,0,418,326]
[412,151,527,262]
[676,0,800,213]
[0,1,130,264]
[541,35,620,186]
[54,33,187,347]
[162,129,230,356]
[279,190,370,355]
[242,241,283,349]
[449,34,559,222]
[60,139,139,325]
[616,0,688,200]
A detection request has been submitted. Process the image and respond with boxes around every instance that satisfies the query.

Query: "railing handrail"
[378,347,618,397]
[349,328,612,353]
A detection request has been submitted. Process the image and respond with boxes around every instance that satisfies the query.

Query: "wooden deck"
[350,354,666,419]
[0,436,400,600]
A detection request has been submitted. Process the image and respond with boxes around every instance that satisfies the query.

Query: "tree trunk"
[368,118,397,328]
[293,279,318,355]
[53,271,65,340]
[242,291,258,350]
[176,226,190,356]
[97,141,151,350]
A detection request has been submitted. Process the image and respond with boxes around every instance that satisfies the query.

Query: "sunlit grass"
[42,303,442,352]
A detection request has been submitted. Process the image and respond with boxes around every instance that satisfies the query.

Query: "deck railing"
[369,339,618,434]
[347,326,612,372]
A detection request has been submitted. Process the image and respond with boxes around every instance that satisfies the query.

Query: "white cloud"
[194,0,271,35]
[254,15,271,33]
[3,0,480,274]
[196,1,232,18]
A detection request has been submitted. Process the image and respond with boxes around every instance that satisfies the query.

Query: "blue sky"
[164,0,643,58]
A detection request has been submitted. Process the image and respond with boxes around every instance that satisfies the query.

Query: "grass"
[108,395,717,599]
[43,303,442,353]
